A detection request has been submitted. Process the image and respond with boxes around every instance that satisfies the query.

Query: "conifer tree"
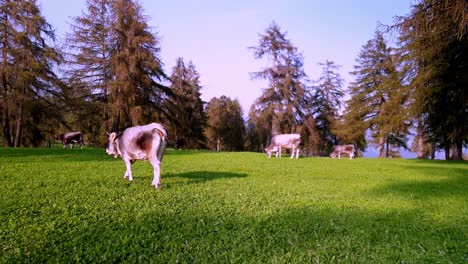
[249,22,311,137]
[165,58,206,149]
[66,0,170,140]
[205,96,245,151]
[0,0,63,147]
[394,0,467,160]
[347,30,409,157]
[65,0,113,144]
[109,0,169,131]
[312,60,345,155]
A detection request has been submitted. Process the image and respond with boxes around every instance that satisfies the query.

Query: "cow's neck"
[115,140,123,158]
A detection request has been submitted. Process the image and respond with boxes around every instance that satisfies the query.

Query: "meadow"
[0,148,466,263]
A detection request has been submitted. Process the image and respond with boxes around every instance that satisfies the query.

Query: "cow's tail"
[152,123,167,161]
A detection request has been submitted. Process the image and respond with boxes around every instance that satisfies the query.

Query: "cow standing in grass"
[265,134,301,159]
[106,123,167,189]
[330,144,355,159]
[56,132,83,149]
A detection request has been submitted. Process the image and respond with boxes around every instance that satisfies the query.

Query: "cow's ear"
[106,131,110,136]
[109,132,117,142]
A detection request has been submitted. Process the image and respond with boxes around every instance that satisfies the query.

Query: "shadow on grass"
[10,205,465,263]
[165,171,248,185]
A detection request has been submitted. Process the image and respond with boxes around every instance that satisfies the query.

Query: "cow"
[55,132,83,149]
[106,123,167,189]
[264,134,301,159]
[330,144,355,159]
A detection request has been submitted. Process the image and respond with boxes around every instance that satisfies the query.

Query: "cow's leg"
[277,147,281,158]
[295,147,299,159]
[290,147,294,159]
[338,153,341,159]
[123,158,133,181]
[149,156,161,189]
[63,143,66,149]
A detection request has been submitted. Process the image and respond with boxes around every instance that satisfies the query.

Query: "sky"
[39,0,419,157]
[39,0,413,113]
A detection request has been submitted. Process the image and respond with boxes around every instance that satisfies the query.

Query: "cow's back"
[118,123,166,159]
[271,134,300,146]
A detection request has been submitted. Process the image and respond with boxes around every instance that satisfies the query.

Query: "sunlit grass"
[0,148,466,263]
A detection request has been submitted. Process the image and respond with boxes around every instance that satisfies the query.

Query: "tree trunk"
[416,118,425,158]
[450,124,464,160]
[13,103,22,147]
[450,143,463,160]
[216,137,220,152]
[444,140,450,160]
[1,103,12,147]
[430,142,436,160]
[385,138,390,158]
[1,12,13,147]
[378,136,385,158]
[112,110,120,132]
[47,128,52,148]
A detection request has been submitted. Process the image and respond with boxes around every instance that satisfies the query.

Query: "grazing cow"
[106,123,167,189]
[330,144,355,159]
[264,134,301,159]
[56,132,83,149]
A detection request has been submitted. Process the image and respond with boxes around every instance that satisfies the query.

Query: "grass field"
[0,148,466,263]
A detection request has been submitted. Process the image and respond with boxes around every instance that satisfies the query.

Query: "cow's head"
[264,145,278,158]
[106,132,120,158]
[55,134,64,140]
[330,152,338,158]
[264,148,272,158]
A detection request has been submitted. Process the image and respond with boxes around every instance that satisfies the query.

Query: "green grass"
[0,148,466,263]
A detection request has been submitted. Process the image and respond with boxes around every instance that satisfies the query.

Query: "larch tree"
[165,58,206,149]
[394,0,467,160]
[249,22,312,140]
[347,30,409,158]
[0,0,63,147]
[64,0,114,145]
[65,0,171,143]
[109,0,170,132]
[205,96,245,151]
[312,60,345,155]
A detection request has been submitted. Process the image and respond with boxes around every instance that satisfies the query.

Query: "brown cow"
[56,132,83,149]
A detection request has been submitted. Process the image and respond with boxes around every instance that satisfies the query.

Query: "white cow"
[264,134,301,159]
[106,123,167,188]
[330,144,355,159]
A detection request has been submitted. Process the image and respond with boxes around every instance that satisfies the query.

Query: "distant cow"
[56,132,83,149]
[265,134,301,159]
[330,144,355,159]
[106,123,167,189]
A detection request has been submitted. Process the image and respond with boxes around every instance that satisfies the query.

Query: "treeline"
[0,0,466,160]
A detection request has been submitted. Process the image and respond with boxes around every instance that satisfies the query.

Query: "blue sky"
[39,0,413,113]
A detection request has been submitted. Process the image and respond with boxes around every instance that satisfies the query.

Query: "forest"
[0,0,466,160]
